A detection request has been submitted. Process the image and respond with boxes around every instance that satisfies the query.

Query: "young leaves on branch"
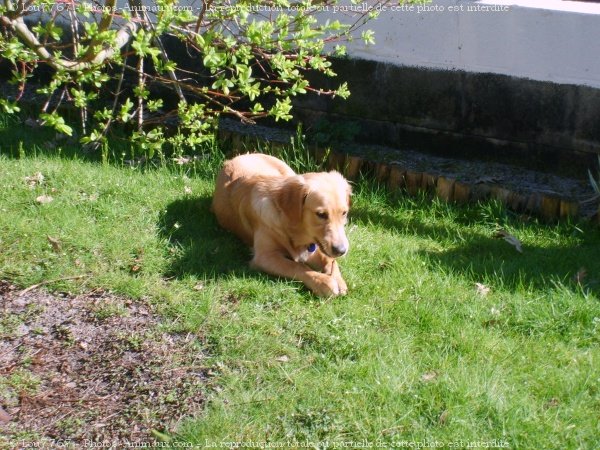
[0,0,428,156]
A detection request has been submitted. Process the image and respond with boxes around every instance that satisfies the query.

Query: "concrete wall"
[337,0,600,88]
[292,0,600,175]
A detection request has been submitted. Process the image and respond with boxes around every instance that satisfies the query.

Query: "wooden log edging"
[320,150,587,222]
[345,155,364,180]
[216,127,594,222]
[435,177,454,202]
[375,163,390,183]
[421,172,438,192]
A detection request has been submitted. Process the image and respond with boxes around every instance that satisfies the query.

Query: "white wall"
[26,0,600,88]
[338,0,600,88]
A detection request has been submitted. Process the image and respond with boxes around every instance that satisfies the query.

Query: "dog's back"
[219,153,295,181]
[212,153,295,245]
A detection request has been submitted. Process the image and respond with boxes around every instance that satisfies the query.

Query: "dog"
[211,153,351,296]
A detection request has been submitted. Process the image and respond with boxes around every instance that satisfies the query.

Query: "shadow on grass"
[427,234,600,295]
[351,198,600,295]
[0,110,131,161]
[159,178,600,295]
[158,195,253,279]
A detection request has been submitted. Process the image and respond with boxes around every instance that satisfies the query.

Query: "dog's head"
[276,171,351,258]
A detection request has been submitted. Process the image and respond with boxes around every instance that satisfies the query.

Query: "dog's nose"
[331,243,348,257]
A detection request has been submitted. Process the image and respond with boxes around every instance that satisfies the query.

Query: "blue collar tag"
[307,243,317,253]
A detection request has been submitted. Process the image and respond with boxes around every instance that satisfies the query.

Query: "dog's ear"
[275,176,309,224]
[346,181,353,208]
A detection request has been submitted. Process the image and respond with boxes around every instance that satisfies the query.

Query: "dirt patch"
[0,280,208,447]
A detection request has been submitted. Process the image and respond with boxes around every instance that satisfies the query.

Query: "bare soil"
[0,280,208,448]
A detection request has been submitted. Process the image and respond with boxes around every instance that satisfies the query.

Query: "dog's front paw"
[329,260,347,296]
[335,275,348,296]
[308,273,342,297]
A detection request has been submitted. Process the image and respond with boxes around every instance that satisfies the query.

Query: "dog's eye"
[316,211,329,220]
[342,211,348,217]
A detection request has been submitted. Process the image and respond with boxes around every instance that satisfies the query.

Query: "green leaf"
[251,103,264,113]
[335,82,351,100]
[40,112,73,136]
[203,48,226,68]
[212,76,235,95]
[0,99,20,114]
[119,98,134,122]
[242,82,261,101]
[147,99,164,112]
[361,30,376,45]
[269,98,293,122]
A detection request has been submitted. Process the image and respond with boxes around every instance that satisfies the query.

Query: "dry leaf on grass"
[438,410,449,425]
[36,195,54,204]
[421,371,438,382]
[25,172,44,188]
[475,282,491,296]
[174,156,192,165]
[493,229,523,253]
[275,355,290,363]
[0,406,11,424]
[129,249,144,274]
[47,236,62,252]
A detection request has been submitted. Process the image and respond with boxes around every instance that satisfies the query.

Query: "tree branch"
[0,15,137,72]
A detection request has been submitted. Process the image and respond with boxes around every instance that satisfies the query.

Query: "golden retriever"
[211,153,351,296]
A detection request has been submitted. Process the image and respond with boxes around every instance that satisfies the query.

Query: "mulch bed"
[0,280,208,447]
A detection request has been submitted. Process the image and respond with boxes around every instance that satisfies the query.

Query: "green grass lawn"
[1,118,599,448]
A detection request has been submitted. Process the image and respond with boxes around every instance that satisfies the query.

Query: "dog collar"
[307,243,317,253]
